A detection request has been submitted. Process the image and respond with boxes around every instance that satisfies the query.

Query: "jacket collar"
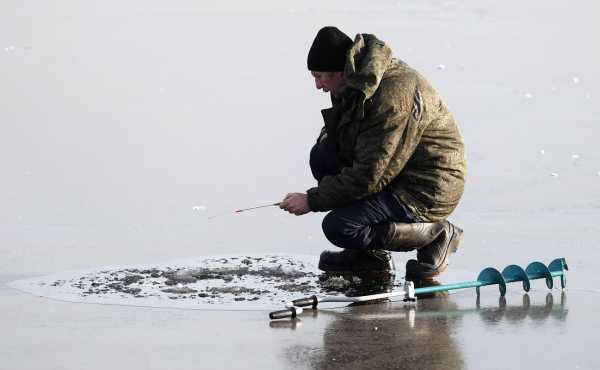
[319,35,392,129]
[344,34,393,102]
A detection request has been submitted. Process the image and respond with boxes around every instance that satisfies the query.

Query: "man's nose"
[315,79,323,89]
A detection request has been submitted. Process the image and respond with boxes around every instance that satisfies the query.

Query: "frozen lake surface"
[2,0,599,369]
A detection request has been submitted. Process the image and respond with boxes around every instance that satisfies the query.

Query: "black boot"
[405,221,463,279]
[382,222,446,252]
[318,249,395,274]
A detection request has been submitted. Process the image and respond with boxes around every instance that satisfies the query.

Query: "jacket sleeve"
[306,89,427,212]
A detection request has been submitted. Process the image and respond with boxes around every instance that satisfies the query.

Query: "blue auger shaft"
[413,258,568,297]
[414,280,482,295]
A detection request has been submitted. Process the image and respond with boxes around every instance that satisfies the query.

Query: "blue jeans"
[310,141,415,250]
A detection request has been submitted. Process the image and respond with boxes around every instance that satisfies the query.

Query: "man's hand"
[280,193,311,216]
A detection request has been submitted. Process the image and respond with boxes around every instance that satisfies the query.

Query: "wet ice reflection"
[275,290,568,369]
[476,291,568,325]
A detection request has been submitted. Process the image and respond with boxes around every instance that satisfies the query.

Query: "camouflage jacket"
[306,34,466,222]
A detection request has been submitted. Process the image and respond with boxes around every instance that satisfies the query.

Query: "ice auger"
[269,258,568,320]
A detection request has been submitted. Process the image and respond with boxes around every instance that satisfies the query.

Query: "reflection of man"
[278,292,567,369]
[282,298,464,370]
[280,26,466,279]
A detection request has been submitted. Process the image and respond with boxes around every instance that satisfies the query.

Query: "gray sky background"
[1,0,599,275]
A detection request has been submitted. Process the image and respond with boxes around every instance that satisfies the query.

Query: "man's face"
[311,71,346,97]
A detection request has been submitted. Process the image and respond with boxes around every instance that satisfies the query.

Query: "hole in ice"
[7,254,436,311]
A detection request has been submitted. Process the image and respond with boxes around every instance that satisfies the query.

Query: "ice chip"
[280,265,294,275]
[192,205,207,211]
[540,149,545,155]
[571,154,580,159]
[572,76,580,84]
[437,64,447,70]
[551,173,559,177]
[322,275,351,290]
[524,92,533,99]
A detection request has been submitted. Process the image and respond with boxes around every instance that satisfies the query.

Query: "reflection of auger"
[269,258,568,320]
[269,291,568,330]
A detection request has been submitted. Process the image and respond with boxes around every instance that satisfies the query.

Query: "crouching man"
[280,26,466,280]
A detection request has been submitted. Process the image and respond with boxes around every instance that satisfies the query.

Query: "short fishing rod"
[208,202,282,220]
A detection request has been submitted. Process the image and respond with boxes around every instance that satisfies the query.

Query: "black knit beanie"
[307,26,353,72]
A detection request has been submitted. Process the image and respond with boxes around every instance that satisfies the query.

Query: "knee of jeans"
[322,212,354,248]
[321,212,342,246]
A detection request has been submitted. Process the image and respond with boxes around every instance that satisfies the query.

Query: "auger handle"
[291,295,319,308]
[269,306,303,320]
